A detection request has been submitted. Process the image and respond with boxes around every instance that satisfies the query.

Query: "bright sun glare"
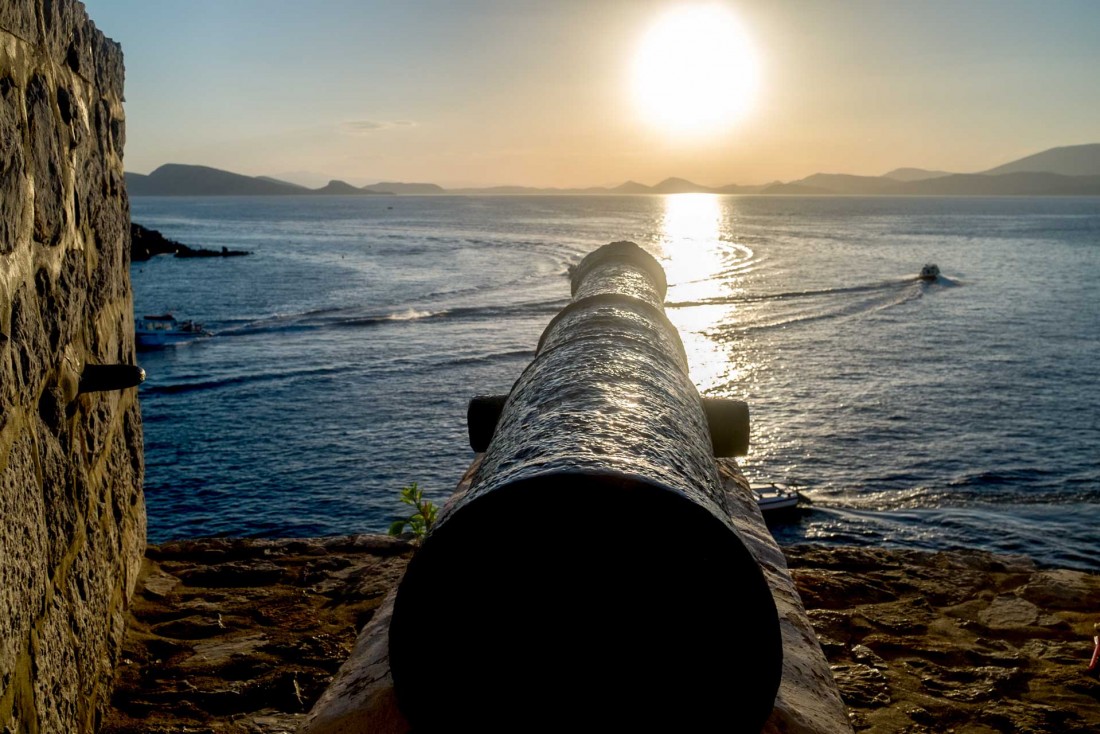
[633,5,759,137]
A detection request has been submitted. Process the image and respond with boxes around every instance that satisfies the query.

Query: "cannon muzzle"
[389,241,782,731]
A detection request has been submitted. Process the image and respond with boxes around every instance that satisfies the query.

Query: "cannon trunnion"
[389,242,782,731]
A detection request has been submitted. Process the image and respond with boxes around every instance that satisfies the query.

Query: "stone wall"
[0,1,144,731]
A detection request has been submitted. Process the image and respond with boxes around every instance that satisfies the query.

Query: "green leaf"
[391,482,436,538]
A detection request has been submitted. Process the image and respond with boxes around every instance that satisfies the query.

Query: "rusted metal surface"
[468,393,750,457]
[390,241,782,731]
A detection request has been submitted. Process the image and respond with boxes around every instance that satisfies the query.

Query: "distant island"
[127,143,1100,197]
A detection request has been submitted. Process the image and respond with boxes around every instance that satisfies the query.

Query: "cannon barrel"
[78,363,146,393]
[389,241,782,731]
[468,393,750,456]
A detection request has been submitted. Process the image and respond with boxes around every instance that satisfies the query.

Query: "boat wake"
[209,297,568,338]
[686,277,929,339]
[384,308,437,321]
[666,278,918,309]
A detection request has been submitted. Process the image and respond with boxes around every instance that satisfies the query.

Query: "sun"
[632,5,759,137]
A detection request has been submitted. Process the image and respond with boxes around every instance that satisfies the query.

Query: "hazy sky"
[83,0,1100,188]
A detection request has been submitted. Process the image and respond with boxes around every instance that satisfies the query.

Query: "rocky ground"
[787,545,1100,733]
[101,536,414,734]
[102,538,1100,734]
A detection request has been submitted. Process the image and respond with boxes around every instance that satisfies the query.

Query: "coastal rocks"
[174,245,251,258]
[104,537,1100,733]
[978,595,1043,629]
[176,560,287,588]
[1,2,143,731]
[786,545,1100,733]
[129,222,181,259]
[1018,569,1100,610]
[131,222,252,260]
[101,535,415,734]
[830,663,891,707]
[299,590,407,734]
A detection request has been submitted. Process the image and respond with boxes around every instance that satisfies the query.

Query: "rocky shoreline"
[131,223,251,260]
[102,538,1100,733]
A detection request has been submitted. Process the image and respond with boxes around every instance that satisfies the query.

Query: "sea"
[130,195,1100,569]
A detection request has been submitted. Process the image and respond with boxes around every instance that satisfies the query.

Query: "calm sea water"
[131,195,1100,569]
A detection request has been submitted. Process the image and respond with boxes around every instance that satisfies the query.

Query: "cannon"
[389,241,782,731]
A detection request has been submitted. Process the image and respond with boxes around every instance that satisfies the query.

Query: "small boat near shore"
[136,314,208,349]
[750,482,807,518]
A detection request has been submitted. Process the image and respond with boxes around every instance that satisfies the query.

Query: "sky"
[83,0,1100,188]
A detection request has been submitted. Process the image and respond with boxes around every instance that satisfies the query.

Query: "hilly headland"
[126,143,1100,197]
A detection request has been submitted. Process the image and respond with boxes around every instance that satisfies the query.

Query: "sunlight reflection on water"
[659,194,753,393]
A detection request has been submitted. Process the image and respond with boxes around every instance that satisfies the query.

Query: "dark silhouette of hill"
[714,183,767,194]
[126,165,388,196]
[760,182,831,195]
[903,172,1100,195]
[448,185,555,194]
[127,164,306,196]
[981,144,1100,177]
[257,175,307,189]
[775,145,1100,194]
[796,173,905,195]
[127,145,1100,197]
[612,181,655,194]
[362,182,445,194]
[311,180,388,195]
[882,167,953,182]
[650,177,712,194]
[764,171,1100,196]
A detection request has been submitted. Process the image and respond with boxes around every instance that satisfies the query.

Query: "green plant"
[387,483,439,538]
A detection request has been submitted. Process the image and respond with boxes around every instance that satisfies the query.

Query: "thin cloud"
[342,120,418,134]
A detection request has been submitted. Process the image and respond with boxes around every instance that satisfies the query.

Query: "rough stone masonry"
[0,1,144,731]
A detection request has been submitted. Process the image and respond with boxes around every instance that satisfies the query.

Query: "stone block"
[0,0,142,730]
[0,0,38,43]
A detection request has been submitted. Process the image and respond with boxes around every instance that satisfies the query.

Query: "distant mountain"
[362,182,445,194]
[714,183,767,194]
[903,172,1100,196]
[763,146,1100,196]
[311,179,385,195]
[448,185,553,194]
[128,145,1100,198]
[882,167,953,182]
[795,173,905,195]
[127,164,305,196]
[611,181,652,194]
[760,182,831,195]
[762,172,1100,196]
[447,179,727,195]
[650,177,712,194]
[257,175,307,189]
[127,164,388,196]
[980,143,1100,177]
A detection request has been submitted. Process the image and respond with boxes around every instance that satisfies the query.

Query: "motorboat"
[919,263,940,281]
[136,314,207,349]
[749,482,805,517]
